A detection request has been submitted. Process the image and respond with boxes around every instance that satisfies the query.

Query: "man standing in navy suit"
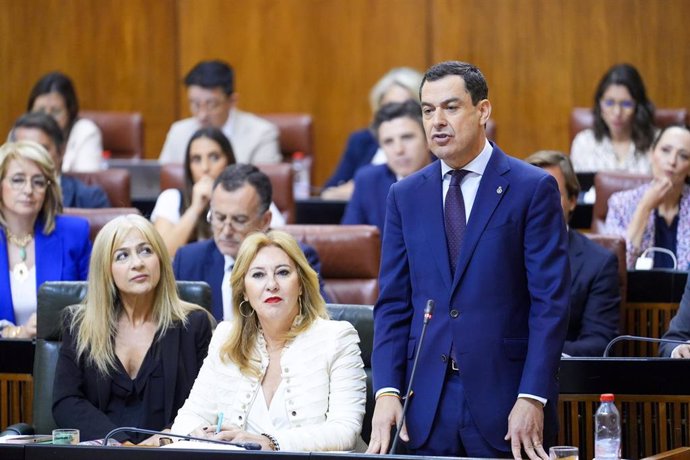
[367,61,570,459]
[342,100,432,234]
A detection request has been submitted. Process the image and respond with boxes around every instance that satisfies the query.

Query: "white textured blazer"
[171,318,367,452]
[62,118,103,172]
[158,109,281,165]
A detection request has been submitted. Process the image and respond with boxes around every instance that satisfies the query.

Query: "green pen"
[215,412,224,434]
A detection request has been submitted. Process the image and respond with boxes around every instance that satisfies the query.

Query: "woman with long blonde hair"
[53,214,214,444]
[172,230,366,451]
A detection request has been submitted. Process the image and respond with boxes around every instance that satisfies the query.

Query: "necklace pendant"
[12,262,29,282]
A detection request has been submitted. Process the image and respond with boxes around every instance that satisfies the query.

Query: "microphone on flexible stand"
[603,335,690,357]
[390,299,435,455]
[102,427,262,450]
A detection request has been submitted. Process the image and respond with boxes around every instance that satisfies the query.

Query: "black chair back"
[326,304,374,444]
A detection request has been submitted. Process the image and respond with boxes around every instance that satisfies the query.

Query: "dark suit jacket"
[324,129,379,187]
[0,216,91,323]
[61,175,110,208]
[660,276,690,357]
[173,239,329,321]
[565,230,620,356]
[341,164,396,234]
[52,309,213,441]
[372,146,570,452]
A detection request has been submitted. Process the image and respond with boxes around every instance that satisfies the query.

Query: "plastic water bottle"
[595,393,621,460]
[291,151,310,199]
[101,150,111,170]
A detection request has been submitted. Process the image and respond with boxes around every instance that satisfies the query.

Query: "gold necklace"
[7,230,33,282]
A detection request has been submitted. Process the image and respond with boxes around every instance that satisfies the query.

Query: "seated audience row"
[50,214,365,450]
[0,141,91,339]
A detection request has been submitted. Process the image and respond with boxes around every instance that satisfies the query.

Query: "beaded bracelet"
[261,433,280,451]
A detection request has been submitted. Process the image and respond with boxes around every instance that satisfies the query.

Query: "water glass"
[549,445,578,460]
[52,429,80,445]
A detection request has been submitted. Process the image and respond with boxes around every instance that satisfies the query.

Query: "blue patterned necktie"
[445,169,470,276]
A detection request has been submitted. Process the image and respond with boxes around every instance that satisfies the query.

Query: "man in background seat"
[159,60,281,165]
[173,164,327,321]
[526,150,620,356]
[342,100,432,235]
[10,112,110,208]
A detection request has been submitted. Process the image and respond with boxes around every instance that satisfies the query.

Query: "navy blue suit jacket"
[325,129,379,187]
[53,309,213,441]
[0,215,91,323]
[61,175,110,208]
[372,146,570,451]
[341,164,396,235]
[173,239,329,321]
[565,230,620,356]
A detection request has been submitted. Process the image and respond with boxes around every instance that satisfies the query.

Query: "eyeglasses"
[189,98,226,113]
[33,106,66,118]
[206,209,257,232]
[600,98,636,111]
[4,174,50,191]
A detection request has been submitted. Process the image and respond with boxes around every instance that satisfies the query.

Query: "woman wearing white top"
[570,63,656,174]
[27,72,103,173]
[171,230,366,451]
[151,127,284,257]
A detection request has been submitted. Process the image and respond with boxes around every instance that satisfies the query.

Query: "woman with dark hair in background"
[571,63,655,174]
[27,72,103,173]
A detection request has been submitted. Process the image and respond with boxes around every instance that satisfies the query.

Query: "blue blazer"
[565,230,620,356]
[61,175,110,208]
[0,215,91,323]
[341,164,396,235]
[372,146,570,451]
[324,129,379,187]
[173,239,329,321]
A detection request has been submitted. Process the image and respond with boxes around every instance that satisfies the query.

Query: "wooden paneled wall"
[1,0,689,185]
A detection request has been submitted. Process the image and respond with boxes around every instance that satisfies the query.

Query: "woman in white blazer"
[172,230,366,451]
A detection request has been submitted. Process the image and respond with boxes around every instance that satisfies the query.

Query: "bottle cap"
[292,151,305,160]
[600,393,615,402]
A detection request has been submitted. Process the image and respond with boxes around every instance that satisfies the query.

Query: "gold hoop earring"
[239,300,254,318]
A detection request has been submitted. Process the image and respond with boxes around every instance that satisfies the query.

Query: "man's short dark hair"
[213,164,272,214]
[420,61,488,105]
[371,100,423,140]
[10,112,64,150]
[184,60,234,95]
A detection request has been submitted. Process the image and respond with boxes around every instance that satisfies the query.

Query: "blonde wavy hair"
[221,230,328,376]
[69,214,211,375]
[0,141,62,234]
[368,67,423,113]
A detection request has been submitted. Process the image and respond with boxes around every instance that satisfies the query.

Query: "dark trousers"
[409,369,511,458]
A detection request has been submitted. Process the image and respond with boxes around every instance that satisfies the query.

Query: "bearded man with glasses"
[173,164,327,321]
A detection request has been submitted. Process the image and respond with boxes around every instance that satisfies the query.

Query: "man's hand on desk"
[366,394,406,454]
